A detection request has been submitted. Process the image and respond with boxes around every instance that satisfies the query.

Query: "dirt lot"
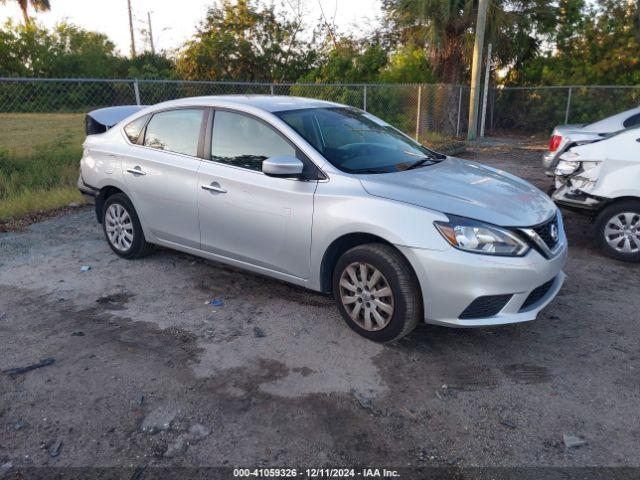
[1,142,639,473]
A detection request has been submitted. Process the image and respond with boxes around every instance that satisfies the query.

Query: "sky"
[0,0,383,56]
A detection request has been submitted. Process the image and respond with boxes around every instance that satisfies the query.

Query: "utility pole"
[147,11,155,55]
[127,0,137,59]
[467,0,489,140]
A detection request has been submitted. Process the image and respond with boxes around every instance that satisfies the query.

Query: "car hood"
[357,157,556,227]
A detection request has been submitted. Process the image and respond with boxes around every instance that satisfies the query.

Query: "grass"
[0,113,85,221]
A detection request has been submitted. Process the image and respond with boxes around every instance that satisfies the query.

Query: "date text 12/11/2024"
[233,468,401,478]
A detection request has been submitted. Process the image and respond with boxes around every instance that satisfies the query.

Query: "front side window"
[124,114,150,143]
[275,107,444,174]
[211,110,295,171]
[143,109,204,156]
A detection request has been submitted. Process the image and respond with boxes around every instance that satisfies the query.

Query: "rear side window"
[124,114,150,143]
[144,109,205,156]
[211,110,295,171]
[623,113,640,128]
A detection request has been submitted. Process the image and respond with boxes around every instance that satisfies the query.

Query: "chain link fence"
[0,78,469,143]
[1,77,639,143]
[489,85,640,135]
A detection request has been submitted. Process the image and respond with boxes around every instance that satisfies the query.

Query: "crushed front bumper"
[399,242,568,327]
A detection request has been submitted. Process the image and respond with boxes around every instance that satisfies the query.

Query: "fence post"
[270,84,275,96]
[415,84,422,140]
[133,79,141,105]
[456,86,463,137]
[564,87,572,124]
[480,43,492,138]
[363,85,368,112]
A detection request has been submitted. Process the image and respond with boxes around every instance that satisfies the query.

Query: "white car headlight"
[434,216,530,256]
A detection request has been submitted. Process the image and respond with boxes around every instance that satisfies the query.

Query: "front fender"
[308,176,450,291]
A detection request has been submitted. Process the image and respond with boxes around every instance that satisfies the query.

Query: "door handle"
[201,183,227,194]
[126,167,146,176]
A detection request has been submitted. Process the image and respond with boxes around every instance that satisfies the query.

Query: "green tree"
[177,0,317,81]
[0,0,51,25]
[381,0,557,83]
[299,38,388,83]
[0,20,118,77]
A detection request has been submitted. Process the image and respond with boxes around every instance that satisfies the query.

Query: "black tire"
[595,199,640,262]
[332,243,422,342]
[102,193,153,259]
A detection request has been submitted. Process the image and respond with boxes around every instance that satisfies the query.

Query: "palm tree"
[382,0,556,83]
[1,0,51,25]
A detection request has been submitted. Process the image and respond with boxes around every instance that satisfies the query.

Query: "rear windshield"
[275,107,444,174]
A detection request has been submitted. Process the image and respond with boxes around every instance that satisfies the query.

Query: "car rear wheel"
[102,193,152,259]
[332,243,422,342]
[595,199,640,262]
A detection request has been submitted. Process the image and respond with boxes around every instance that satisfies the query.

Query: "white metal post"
[480,43,492,138]
[363,85,368,112]
[133,79,141,105]
[415,84,422,140]
[456,86,463,137]
[564,87,573,124]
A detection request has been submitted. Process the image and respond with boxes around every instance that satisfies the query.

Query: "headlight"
[554,159,580,176]
[434,215,530,256]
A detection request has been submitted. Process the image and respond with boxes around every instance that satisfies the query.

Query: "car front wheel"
[595,199,640,262]
[332,243,422,342]
[102,193,152,259]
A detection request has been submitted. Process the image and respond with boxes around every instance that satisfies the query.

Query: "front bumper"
[399,243,568,327]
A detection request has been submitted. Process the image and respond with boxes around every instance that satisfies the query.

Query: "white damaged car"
[552,126,640,261]
[543,106,640,176]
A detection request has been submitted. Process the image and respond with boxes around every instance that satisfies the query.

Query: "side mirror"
[262,155,304,178]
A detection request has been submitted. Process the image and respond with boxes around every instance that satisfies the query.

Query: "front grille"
[532,217,559,250]
[520,278,556,311]
[459,294,512,319]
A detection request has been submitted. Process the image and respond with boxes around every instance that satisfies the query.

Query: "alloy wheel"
[604,212,640,254]
[338,262,395,331]
[105,203,134,252]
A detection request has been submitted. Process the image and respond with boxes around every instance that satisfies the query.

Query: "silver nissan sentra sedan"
[78,95,567,342]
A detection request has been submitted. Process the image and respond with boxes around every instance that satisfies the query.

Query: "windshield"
[274,107,445,174]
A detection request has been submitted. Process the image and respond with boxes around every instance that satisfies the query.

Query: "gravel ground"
[1,142,639,472]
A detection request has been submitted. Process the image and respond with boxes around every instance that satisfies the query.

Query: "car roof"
[151,95,345,113]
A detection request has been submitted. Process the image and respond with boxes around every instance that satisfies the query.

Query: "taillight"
[549,135,562,152]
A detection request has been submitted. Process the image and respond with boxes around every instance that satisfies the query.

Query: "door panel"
[197,163,316,278]
[121,108,205,248]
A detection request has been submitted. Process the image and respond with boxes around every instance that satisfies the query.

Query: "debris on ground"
[80,265,92,272]
[48,439,63,457]
[135,394,145,407]
[141,406,178,434]
[563,434,587,449]
[163,424,211,458]
[71,331,85,337]
[253,326,266,338]
[0,462,12,478]
[130,465,146,480]
[13,419,26,430]
[188,424,211,440]
[0,312,6,320]
[205,299,223,307]
[500,419,516,429]
[351,389,374,411]
[4,357,55,378]
[164,434,189,458]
